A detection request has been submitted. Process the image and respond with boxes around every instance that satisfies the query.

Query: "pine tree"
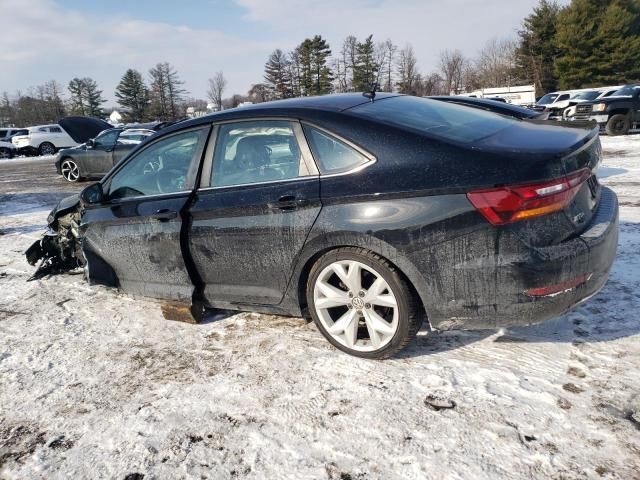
[149,62,187,121]
[68,77,106,118]
[296,35,333,96]
[555,0,640,88]
[515,0,562,96]
[353,35,379,91]
[264,49,292,99]
[68,78,87,116]
[115,69,149,123]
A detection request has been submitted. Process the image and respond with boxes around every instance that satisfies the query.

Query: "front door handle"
[268,195,308,211]
[151,209,177,221]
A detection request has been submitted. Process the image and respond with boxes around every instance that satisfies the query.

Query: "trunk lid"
[473,122,601,245]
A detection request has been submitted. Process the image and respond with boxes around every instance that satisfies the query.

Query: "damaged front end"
[25,195,85,281]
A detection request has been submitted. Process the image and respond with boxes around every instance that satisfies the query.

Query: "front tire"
[0,147,12,159]
[306,247,423,359]
[39,142,56,156]
[60,158,81,182]
[605,114,630,136]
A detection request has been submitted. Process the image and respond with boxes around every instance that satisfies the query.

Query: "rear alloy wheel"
[39,142,56,156]
[307,248,422,359]
[61,159,80,182]
[0,147,12,159]
[605,114,631,136]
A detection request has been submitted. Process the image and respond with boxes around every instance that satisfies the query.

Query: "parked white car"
[11,124,79,156]
[0,128,27,142]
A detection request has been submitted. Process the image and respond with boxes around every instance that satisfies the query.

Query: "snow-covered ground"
[1,137,639,480]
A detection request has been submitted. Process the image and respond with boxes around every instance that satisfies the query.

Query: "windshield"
[350,96,518,144]
[573,91,601,100]
[537,93,559,105]
[611,85,640,97]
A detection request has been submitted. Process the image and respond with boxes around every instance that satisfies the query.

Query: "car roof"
[121,128,154,134]
[427,96,539,118]
[158,92,404,135]
[234,92,400,113]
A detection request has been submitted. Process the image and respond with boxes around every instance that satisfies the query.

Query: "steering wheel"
[155,168,186,193]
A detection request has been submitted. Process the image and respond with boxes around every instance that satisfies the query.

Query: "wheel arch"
[290,231,431,326]
[608,108,631,118]
[59,155,84,177]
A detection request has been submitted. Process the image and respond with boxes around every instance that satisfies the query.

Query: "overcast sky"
[2,0,566,105]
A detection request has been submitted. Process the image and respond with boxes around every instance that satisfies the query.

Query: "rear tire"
[39,142,56,156]
[306,247,423,359]
[605,114,631,136]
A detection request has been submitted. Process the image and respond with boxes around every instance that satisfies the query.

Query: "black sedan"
[28,93,618,359]
[55,128,154,182]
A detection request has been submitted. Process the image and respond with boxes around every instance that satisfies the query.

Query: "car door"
[81,126,209,301]
[85,130,121,175]
[188,119,321,306]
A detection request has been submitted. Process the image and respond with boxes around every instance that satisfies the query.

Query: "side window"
[95,130,119,147]
[303,126,370,174]
[49,126,62,133]
[211,120,303,187]
[557,94,569,102]
[107,128,206,200]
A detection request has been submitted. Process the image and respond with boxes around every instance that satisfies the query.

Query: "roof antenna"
[363,82,379,101]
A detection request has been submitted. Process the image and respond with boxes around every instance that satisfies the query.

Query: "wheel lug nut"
[365,303,371,309]
[359,291,365,297]
[348,291,353,298]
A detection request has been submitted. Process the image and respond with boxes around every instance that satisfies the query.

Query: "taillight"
[525,273,591,297]
[467,169,591,226]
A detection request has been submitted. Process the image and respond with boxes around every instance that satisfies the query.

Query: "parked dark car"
[428,96,548,119]
[27,93,618,359]
[571,84,640,135]
[55,128,155,182]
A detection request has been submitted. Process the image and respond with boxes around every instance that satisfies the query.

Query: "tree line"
[0,62,192,126]
[1,0,638,127]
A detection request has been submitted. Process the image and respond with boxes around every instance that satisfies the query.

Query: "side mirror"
[80,182,104,205]
[86,139,95,148]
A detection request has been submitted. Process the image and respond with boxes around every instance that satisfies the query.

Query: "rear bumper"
[433,187,619,330]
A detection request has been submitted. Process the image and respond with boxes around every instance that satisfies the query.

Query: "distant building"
[109,110,123,125]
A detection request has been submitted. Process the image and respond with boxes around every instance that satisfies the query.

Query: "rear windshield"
[573,91,601,100]
[537,93,559,105]
[611,85,640,97]
[350,96,518,144]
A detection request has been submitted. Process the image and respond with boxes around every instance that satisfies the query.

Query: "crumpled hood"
[47,194,80,225]
[59,117,112,144]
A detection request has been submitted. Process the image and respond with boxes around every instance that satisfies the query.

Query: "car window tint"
[49,126,62,133]
[95,130,120,146]
[557,94,569,101]
[351,96,520,144]
[303,126,369,174]
[211,121,302,187]
[107,129,205,200]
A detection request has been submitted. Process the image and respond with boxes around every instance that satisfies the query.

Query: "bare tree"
[439,49,467,94]
[476,38,518,88]
[382,39,397,92]
[396,44,420,94]
[421,72,445,96]
[207,71,227,111]
[248,83,271,103]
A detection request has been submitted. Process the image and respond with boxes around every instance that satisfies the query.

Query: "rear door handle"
[268,195,308,211]
[151,209,177,221]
